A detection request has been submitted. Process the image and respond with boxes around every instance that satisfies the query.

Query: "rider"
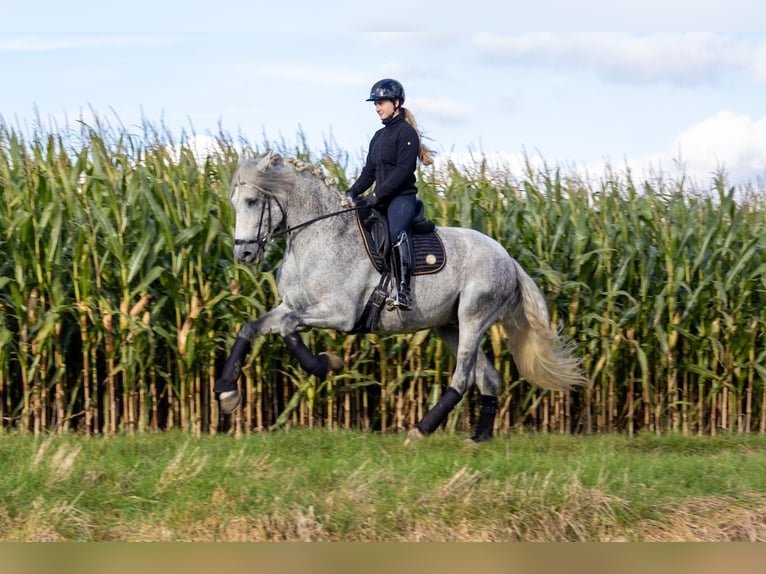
[342,78,434,310]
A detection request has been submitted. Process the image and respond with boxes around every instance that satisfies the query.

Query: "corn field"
[1,117,764,437]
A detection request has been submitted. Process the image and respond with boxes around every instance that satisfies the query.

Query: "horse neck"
[283,176,341,228]
[281,177,355,248]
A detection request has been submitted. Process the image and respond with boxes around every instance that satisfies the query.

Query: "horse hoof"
[464,434,492,446]
[319,352,344,371]
[404,427,424,446]
[219,390,241,414]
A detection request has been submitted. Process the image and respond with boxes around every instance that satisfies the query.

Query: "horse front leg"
[214,308,291,414]
[214,308,344,415]
[214,336,252,413]
[284,332,344,381]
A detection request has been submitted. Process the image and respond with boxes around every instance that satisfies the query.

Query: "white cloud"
[606,111,766,187]
[437,111,766,190]
[339,1,766,32]
[660,111,765,183]
[472,33,762,86]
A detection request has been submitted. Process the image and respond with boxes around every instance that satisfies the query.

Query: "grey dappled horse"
[214,151,587,443]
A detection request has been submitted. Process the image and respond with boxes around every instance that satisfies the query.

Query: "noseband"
[233,195,276,251]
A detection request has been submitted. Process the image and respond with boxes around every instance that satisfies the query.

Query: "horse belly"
[375,283,459,333]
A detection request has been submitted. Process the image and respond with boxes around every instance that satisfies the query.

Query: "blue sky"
[3,2,766,187]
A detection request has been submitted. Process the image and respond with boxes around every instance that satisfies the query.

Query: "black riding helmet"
[366,78,405,104]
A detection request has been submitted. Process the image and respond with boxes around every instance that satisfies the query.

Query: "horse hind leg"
[470,394,500,443]
[443,325,502,443]
[462,352,502,443]
[405,325,502,445]
[407,324,498,444]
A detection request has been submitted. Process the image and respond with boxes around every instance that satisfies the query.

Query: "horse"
[214,151,587,443]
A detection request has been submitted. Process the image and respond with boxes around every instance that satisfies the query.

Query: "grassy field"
[1,429,765,541]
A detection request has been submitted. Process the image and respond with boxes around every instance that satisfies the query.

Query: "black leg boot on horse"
[404,387,463,445]
[214,336,252,414]
[387,230,413,311]
[468,395,499,443]
[284,332,344,381]
[215,332,344,415]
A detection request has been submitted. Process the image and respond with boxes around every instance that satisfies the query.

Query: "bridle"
[233,193,277,251]
[233,183,362,250]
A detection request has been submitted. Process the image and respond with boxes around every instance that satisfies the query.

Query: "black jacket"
[347,113,419,203]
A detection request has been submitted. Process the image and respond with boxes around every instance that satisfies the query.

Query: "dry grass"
[11,488,759,542]
[10,476,760,542]
[637,495,766,542]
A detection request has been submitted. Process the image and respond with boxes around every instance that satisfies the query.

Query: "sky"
[2,2,766,189]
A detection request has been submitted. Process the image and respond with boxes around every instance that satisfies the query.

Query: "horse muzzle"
[233,239,266,264]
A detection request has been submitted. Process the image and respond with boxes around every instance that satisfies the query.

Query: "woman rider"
[342,78,434,310]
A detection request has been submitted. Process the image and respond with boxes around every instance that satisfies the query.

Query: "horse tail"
[502,259,588,391]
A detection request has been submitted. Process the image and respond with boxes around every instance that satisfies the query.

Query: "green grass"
[1,430,765,541]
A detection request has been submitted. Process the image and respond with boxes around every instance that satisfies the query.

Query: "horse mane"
[233,152,338,200]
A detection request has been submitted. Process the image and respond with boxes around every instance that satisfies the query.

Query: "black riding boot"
[388,230,413,311]
[469,395,499,443]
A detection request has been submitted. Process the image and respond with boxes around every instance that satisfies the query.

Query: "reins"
[234,204,362,247]
[270,205,362,240]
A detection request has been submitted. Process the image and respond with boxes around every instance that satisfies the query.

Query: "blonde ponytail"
[403,107,435,166]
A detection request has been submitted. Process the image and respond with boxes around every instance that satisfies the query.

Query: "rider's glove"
[341,192,355,208]
[364,192,379,207]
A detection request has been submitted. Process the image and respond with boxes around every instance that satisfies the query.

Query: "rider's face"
[374,99,398,120]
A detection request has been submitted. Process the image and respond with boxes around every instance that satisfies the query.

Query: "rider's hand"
[341,192,355,208]
[364,192,379,207]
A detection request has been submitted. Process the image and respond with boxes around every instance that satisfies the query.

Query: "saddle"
[351,200,446,333]
[354,200,446,276]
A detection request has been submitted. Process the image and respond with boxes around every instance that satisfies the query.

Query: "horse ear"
[255,151,283,172]
[255,153,272,172]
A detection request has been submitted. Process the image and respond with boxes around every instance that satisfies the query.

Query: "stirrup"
[387,293,412,311]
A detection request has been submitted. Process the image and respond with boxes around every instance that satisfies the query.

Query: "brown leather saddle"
[354,200,446,276]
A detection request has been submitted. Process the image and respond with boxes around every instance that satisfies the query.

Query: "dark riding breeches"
[385,194,416,243]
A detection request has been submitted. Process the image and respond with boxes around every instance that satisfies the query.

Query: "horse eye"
[245,197,258,208]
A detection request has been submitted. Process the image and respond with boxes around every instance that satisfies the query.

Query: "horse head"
[229,151,289,264]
